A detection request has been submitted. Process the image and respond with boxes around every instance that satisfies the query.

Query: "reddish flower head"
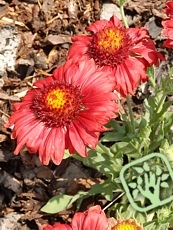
[41,205,108,230]
[5,59,118,165]
[162,1,173,48]
[108,218,143,230]
[70,205,108,230]
[67,16,164,97]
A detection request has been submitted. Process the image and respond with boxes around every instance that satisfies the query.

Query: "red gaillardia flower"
[108,218,143,230]
[162,1,173,48]
[5,59,118,165]
[70,205,108,230]
[41,205,108,230]
[67,16,165,97]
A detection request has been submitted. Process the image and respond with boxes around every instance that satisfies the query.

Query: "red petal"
[69,123,87,157]
[38,127,52,165]
[87,19,108,33]
[71,205,108,230]
[72,121,99,149]
[51,127,66,165]
[26,122,45,153]
[14,120,40,154]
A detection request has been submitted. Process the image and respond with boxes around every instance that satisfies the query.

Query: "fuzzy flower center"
[97,28,124,51]
[88,26,132,67]
[112,222,139,230]
[31,81,84,127]
[46,90,67,109]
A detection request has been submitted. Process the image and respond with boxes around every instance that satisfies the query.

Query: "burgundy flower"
[5,59,118,165]
[162,1,173,48]
[67,16,164,97]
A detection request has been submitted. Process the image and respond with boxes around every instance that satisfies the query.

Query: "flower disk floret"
[5,59,119,165]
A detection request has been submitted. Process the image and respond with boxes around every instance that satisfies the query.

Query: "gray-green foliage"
[41,67,173,229]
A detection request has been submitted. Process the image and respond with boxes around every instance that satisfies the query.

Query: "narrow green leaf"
[106,119,125,132]
[101,132,125,142]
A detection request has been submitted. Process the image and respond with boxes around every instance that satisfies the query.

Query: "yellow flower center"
[112,223,137,230]
[87,26,132,67]
[109,219,143,230]
[31,82,84,127]
[97,28,124,52]
[46,89,66,109]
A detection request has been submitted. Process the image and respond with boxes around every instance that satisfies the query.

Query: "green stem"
[127,94,135,133]
[120,3,129,28]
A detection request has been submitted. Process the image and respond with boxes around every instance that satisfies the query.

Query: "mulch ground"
[0,0,170,229]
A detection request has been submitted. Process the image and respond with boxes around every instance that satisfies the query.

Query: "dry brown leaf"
[0,92,20,101]
[13,90,28,98]
[45,34,72,45]
[0,17,29,29]
[0,169,22,194]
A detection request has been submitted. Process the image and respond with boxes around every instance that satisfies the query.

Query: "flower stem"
[120,3,129,28]
[127,94,135,133]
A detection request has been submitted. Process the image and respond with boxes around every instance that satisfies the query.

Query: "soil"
[0,0,170,229]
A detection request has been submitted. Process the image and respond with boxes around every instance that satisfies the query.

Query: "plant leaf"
[41,192,86,214]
